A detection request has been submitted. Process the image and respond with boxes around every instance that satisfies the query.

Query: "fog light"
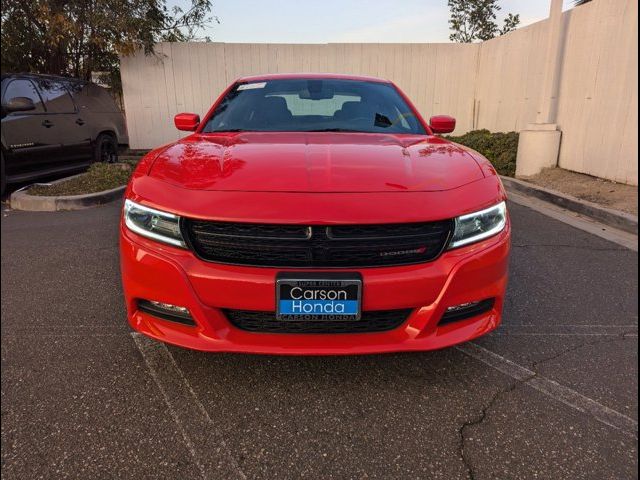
[445,301,483,313]
[149,301,190,315]
[137,299,195,326]
[439,298,495,325]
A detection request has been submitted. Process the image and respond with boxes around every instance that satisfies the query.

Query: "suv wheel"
[94,133,118,163]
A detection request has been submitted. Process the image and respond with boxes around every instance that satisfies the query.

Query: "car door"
[32,78,92,163]
[1,78,60,171]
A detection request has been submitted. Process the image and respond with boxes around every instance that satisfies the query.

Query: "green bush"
[29,162,135,196]
[446,129,519,177]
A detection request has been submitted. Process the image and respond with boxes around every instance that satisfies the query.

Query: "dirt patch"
[29,162,136,197]
[522,168,638,215]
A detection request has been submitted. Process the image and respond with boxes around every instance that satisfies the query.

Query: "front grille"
[225,309,413,334]
[182,219,453,267]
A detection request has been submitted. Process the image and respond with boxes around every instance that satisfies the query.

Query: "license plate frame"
[276,272,362,321]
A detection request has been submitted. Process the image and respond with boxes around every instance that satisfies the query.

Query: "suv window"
[33,78,76,113]
[74,83,120,113]
[3,79,45,113]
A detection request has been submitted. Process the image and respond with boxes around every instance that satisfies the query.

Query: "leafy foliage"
[448,0,520,42]
[0,0,217,88]
[446,129,519,177]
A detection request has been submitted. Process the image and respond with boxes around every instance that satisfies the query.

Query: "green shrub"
[29,162,135,196]
[446,129,519,177]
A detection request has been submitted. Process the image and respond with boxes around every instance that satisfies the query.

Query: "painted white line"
[507,191,638,251]
[132,333,247,480]
[456,342,638,438]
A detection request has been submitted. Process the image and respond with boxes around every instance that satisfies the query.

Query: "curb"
[10,175,126,211]
[501,175,638,235]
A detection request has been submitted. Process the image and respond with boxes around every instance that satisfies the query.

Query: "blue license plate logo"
[276,276,362,321]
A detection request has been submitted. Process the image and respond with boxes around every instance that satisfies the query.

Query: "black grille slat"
[203,246,311,264]
[183,219,453,267]
[328,223,448,239]
[189,221,309,239]
[225,309,412,334]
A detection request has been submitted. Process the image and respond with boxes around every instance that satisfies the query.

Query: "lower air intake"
[225,309,413,334]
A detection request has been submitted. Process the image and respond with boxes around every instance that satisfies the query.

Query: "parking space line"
[132,333,247,480]
[457,343,638,438]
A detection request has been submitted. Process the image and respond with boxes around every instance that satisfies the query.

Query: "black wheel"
[94,133,118,163]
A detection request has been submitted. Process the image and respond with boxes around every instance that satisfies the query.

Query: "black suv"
[1,73,128,194]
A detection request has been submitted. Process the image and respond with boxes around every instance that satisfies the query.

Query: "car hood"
[147,132,484,192]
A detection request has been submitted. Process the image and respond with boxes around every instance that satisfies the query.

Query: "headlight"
[124,199,186,248]
[449,201,507,249]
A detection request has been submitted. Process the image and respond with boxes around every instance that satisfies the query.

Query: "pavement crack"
[457,372,537,480]
[457,330,635,478]
[530,330,635,371]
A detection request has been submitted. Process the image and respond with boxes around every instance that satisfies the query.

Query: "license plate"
[276,273,362,321]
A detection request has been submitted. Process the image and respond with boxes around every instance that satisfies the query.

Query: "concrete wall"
[120,0,638,185]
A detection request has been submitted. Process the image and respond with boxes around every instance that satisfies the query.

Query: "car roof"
[236,73,391,84]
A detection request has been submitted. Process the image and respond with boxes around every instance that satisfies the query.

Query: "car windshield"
[202,78,426,134]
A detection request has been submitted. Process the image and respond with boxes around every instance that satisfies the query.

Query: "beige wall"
[555,0,637,184]
[474,19,549,133]
[120,0,637,185]
[120,42,479,150]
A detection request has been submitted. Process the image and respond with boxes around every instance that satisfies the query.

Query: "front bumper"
[120,222,510,355]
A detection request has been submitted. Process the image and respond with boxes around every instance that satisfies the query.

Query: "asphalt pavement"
[1,198,637,479]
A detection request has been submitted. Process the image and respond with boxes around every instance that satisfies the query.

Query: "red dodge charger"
[120,73,510,355]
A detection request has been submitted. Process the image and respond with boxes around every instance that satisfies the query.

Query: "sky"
[171,0,576,44]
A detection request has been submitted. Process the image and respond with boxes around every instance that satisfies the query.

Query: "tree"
[448,0,520,43]
[0,0,217,88]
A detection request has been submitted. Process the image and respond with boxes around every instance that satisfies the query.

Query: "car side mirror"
[4,96,36,113]
[429,115,456,134]
[174,113,200,131]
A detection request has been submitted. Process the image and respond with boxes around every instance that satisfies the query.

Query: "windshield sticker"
[237,82,266,91]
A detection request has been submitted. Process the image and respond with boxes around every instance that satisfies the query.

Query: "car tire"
[94,133,118,163]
